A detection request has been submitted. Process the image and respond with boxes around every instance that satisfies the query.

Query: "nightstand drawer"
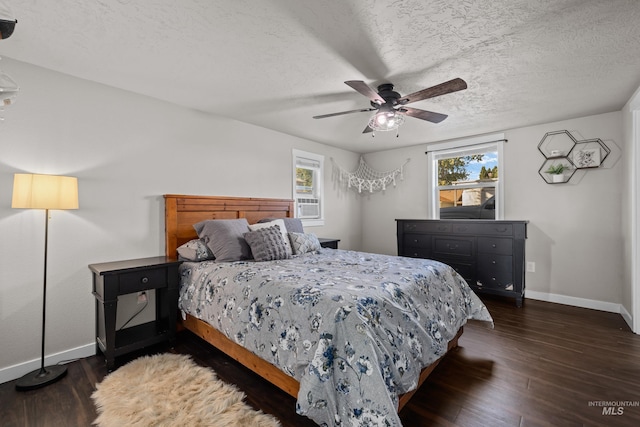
[119,267,167,294]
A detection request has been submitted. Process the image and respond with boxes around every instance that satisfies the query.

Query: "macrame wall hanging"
[332,157,410,193]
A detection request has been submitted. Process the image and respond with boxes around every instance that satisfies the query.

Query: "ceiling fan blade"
[398,78,467,105]
[362,125,373,134]
[345,80,386,105]
[313,108,376,119]
[400,106,448,123]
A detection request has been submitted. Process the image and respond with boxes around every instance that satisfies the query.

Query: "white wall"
[360,112,624,310]
[0,58,362,383]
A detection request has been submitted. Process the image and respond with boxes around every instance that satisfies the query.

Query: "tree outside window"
[428,139,503,220]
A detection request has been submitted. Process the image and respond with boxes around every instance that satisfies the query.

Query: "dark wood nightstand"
[89,256,182,370]
[318,238,340,249]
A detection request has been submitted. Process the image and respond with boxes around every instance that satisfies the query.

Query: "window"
[426,134,504,220]
[292,149,324,226]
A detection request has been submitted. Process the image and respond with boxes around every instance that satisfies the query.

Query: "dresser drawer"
[452,222,514,236]
[402,247,432,259]
[119,267,167,294]
[478,237,512,255]
[433,237,473,257]
[403,221,452,234]
[477,254,513,289]
[403,233,430,248]
[446,261,475,283]
[427,255,475,282]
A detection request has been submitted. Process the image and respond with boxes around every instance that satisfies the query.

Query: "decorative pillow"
[288,232,321,255]
[193,218,251,262]
[249,220,292,256]
[176,238,214,262]
[244,225,292,262]
[257,217,304,234]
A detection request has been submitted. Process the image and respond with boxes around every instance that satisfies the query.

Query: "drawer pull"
[141,276,149,284]
[413,239,419,243]
[407,224,417,231]
[446,244,459,250]
[437,225,447,231]
[491,244,497,248]
[495,227,509,233]
[492,260,496,264]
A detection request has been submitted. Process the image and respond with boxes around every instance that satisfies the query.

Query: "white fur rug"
[92,353,281,427]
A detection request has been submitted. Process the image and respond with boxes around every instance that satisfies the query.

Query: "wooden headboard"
[164,194,295,257]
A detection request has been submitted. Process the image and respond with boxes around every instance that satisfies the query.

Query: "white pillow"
[248,219,292,256]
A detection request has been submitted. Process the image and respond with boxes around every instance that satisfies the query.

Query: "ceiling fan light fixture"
[368,110,404,131]
[0,2,17,40]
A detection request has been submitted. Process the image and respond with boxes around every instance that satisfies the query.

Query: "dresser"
[396,219,528,307]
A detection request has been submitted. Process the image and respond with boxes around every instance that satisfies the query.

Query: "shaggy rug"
[92,353,281,427]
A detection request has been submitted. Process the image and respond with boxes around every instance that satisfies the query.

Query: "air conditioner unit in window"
[297,198,320,218]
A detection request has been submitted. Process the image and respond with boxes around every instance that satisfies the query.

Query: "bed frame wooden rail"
[164,194,461,412]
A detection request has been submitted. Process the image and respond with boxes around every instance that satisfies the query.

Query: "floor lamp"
[12,173,79,391]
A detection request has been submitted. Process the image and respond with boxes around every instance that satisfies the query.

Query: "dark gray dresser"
[396,219,528,307]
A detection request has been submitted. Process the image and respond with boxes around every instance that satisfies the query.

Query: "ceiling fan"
[313,78,467,134]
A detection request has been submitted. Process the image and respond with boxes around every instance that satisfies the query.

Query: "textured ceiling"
[1,0,639,153]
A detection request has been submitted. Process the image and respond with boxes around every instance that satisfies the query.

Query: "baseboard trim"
[526,290,623,314]
[619,304,634,331]
[0,343,96,386]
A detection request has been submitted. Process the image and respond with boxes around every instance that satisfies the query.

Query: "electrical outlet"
[137,291,147,304]
[526,262,536,273]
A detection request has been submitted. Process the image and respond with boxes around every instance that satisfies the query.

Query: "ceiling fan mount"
[313,78,467,134]
[370,83,401,108]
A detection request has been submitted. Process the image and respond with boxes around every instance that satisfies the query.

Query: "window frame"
[426,133,505,220]
[292,149,325,227]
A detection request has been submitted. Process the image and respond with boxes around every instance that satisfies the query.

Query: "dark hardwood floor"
[1,296,639,426]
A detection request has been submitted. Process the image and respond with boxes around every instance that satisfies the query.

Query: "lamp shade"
[12,173,79,210]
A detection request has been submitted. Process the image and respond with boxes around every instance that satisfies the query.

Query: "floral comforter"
[178,248,492,426]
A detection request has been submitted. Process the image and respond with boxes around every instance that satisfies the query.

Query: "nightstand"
[318,238,340,249]
[89,256,182,370]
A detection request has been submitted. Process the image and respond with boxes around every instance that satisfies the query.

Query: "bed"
[164,194,492,426]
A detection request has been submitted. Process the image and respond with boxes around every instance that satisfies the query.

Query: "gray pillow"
[244,225,292,262]
[257,217,304,234]
[193,218,251,262]
[177,238,214,262]
[288,232,321,255]
[249,219,292,256]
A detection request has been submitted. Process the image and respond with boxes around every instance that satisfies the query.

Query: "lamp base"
[15,365,67,391]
